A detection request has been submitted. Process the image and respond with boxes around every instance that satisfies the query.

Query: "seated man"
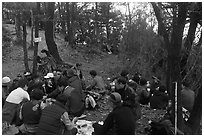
[93,92,136,135]
[86,70,106,94]
[150,85,169,109]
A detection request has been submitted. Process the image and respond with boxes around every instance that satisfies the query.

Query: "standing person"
[37,94,78,135]
[93,92,136,135]
[114,77,141,120]
[86,70,106,94]
[2,79,30,125]
[18,88,44,134]
[2,76,11,107]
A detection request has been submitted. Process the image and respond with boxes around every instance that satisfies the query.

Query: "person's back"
[63,86,84,117]
[111,105,136,134]
[37,101,67,135]
[93,92,135,135]
[150,91,169,109]
[94,75,106,90]
[181,87,195,111]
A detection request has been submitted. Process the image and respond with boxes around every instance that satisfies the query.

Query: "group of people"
[2,64,195,135]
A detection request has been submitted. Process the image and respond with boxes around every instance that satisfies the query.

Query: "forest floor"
[2,23,166,135]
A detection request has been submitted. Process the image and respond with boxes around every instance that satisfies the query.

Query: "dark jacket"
[93,105,136,135]
[63,86,84,117]
[22,101,42,124]
[37,101,66,135]
[150,91,169,109]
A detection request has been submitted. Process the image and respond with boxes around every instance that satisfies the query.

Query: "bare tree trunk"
[15,12,22,44]
[151,2,187,132]
[95,2,99,45]
[22,21,30,72]
[32,2,40,75]
[45,2,63,63]
[30,9,34,48]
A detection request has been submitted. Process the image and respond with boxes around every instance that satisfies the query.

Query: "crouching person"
[18,88,44,134]
[93,92,136,135]
[37,94,78,135]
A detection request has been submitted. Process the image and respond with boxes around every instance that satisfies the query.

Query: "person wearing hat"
[18,88,44,134]
[93,92,136,135]
[44,73,57,94]
[2,78,30,125]
[37,94,78,135]
[2,76,11,107]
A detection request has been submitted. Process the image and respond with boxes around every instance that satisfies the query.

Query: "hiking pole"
[174,82,177,135]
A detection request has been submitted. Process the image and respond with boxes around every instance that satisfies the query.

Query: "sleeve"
[98,112,114,134]
[61,112,75,130]
[86,79,97,90]
[25,92,30,101]
[47,89,60,98]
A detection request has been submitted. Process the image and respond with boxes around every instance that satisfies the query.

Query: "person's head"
[76,63,82,69]
[53,69,62,80]
[18,78,28,90]
[30,88,44,101]
[57,77,67,91]
[115,77,127,90]
[140,78,147,86]
[120,69,129,78]
[109,92,122,107]
[67,69,75,78]
[89,70,97,78]
[56,94,68,105]
[158,85,167,93]
[182,81,189,89]
[2,76,11,87]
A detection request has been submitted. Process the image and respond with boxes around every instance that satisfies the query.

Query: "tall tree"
[45,2,63,63]
[151,2,188,132]
[32,2,40,75]
[22,11,30,72]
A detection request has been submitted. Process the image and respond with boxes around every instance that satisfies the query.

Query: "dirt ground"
[2,24,166,134]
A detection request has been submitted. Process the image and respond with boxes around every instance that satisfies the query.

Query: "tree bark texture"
[32,2,40,75]
[45,2,63,63]
[15,12,22,43]
[22,22,30,72]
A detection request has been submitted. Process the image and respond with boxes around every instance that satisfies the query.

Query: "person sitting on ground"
[18,88,44,135]
[53,69,63,85]
[150,76,161,94]
[27,75,44,95]
[150,85,169,109]
[86,70,106,94]
[114,77,141,120]
[93,92,136,135]
[2,76,11,107]
[2,78,30,125]
[46,77,67,99]
[110,69,130,82]
[137,78,151,105]
[71,63,83,80]
[44,73,57,94]
[23,71,32,82]
[181,81,195,112]
[37,94,78,135]
[63,71,85,117]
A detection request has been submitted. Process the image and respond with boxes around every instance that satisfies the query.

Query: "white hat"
[2,76,11,84]
[44,73,54,79]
